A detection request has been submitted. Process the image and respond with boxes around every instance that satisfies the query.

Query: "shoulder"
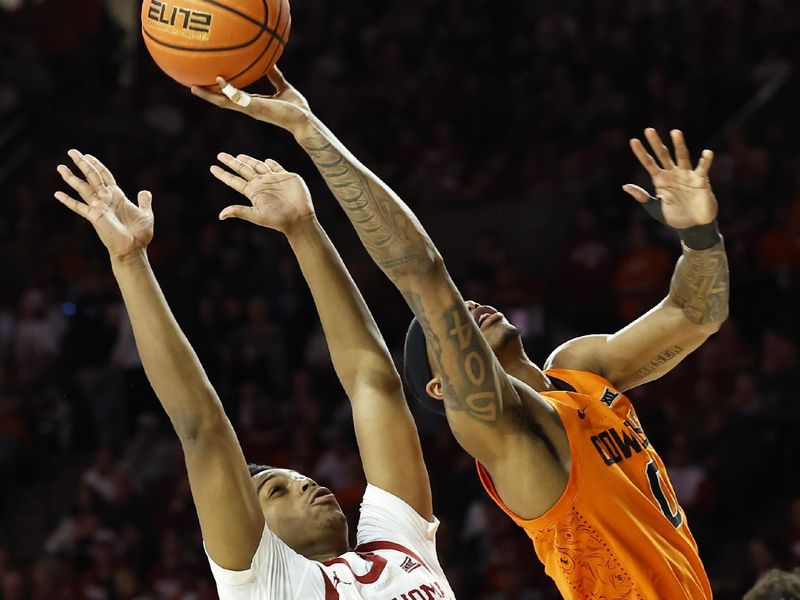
[359,484,438,535]
[357,484,441,565]
[544,334,609,377]
[206,525,321,597]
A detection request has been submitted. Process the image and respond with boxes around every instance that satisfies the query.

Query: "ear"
[425,377,444,401]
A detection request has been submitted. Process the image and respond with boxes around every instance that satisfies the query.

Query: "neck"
[306,539,350,563]
[497,340,551,392]
[308,547,348,562]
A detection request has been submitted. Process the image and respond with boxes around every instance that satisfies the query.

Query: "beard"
[488,321,521,352]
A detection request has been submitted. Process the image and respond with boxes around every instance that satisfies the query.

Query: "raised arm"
[208,154,432,519]
[545,129,729,391]
[193,71,570,520]
[54,151,263,570]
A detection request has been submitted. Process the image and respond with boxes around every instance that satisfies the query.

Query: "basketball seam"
[228,0,289,83]
[196,0,286,46]
[141,25,264,53]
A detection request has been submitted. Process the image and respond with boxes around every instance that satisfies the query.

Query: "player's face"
[464,300,521,352]
[424,300,522,401]
[252,468,347,555]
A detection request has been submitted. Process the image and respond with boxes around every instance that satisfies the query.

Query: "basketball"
[141,0,291,89]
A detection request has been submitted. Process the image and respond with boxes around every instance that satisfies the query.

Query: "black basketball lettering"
[646,460,683,528]
[176,7,192,28]
[142,0,290,88]
[189,12,212,33]
[148,0,161,20]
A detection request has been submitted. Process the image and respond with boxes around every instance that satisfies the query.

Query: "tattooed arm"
[192,69,571,518]
[295,96,570,521]
[546,129,729,391]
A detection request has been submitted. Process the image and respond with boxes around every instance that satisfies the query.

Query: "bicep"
[546,301,710,392]
[182,414,264,571]
[350,375,433,521]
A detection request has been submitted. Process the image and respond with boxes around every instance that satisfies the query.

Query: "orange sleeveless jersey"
[476,368,712,599]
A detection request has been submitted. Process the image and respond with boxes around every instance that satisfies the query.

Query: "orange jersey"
[477,368,712,599]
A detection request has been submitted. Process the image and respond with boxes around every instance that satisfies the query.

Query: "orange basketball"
[141,0,291,89]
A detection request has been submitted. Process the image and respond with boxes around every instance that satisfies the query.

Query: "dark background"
[1,0,800,598]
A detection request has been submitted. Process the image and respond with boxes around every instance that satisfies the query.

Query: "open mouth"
[473,306,503,331]
[310,487,337,506]
[479,312,503,330]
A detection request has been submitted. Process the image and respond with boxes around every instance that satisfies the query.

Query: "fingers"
[218,152,259,180]
[219,204,256,222]
[695,149,715,177]
[210,164,248,194]
[84,154,117,186]
[265,158,286,172]
[137,190,153,212]
[644,128,675,169]
[54,191,91,219]
[57,164,94,202]
[67,149,105,188]
[670,130,692,170]
[266,65,289,93]
[236,154,270,175]
[190,84,242,112]
[629,138,661,177]
[217,77,252,108]
[621,184,651,204]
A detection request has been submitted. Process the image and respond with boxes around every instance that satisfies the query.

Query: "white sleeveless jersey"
[206,484,456,599]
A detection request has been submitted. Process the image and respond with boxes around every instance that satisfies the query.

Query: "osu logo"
[146,0,213,40]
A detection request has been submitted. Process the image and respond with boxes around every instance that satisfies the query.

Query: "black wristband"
[678,221,722,250]
[642,194,667,225]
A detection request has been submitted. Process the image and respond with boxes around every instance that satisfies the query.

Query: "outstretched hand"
[624,129,718,230]
[191,66,312,136]
[55,150,154,259]
[210,153,314,235]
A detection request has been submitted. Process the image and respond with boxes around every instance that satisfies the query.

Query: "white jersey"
[206,484,456,600]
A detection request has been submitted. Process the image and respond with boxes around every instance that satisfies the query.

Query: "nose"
[299,478,317,494]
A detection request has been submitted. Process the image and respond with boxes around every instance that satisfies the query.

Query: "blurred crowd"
[1,0,800,598]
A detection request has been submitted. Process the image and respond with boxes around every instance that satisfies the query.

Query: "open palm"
[624,129,718,230]
[210,153,314,234]
[55,150,154,258]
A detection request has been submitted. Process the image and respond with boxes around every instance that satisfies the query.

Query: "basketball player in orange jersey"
[194,69,728,598]
[53,150,457,599]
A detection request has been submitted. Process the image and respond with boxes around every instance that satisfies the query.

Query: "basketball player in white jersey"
[54,150,456,599]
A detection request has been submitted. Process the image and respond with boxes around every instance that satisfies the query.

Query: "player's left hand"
[210,153,315,235]
[623,128,718,230]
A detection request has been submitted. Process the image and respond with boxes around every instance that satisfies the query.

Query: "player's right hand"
[55,150,154,260]
[191,66,313,137]
[210,153,315,235]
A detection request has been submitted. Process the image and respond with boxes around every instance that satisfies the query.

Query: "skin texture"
[210,153,433,521]
[54,148,433,573]
[192,72,729,521]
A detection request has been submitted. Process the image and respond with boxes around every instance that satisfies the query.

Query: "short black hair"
[248,464,274,478]
[402,318,445,416]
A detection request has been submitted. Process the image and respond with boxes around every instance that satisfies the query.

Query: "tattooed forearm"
[402,291,458,414]
[299,130,435,275]
[402,291,503,424]
[442,303,501,422]
[668,240,730,326]
[629,345,685,384]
